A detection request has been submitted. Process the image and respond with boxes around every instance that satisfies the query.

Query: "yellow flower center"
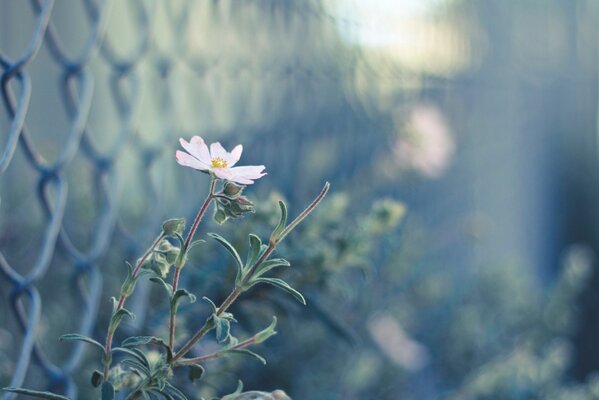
[211,157,228,169]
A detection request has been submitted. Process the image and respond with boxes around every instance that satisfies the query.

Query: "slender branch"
[103,233,164,380]
[176,336,257,366]
[172,182,329,363]
[169,177,216,351]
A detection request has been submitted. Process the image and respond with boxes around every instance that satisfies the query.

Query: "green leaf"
[101,381,114,400]
[271,200,288,241]
[91,370,103,387]
[122,336,169,349]
[150,276,174,298]
[251,277,306,305]
[188,364,205,383]
[109,308,135,332]
[59,333,105,352]
[112,347,150,368]
[208,233,243,272]
[202,296,218,314]
[171,289,197,313]
[214,315,231,343]
[2,388,71,399]
[121,358,151,377]
[245,234,263,271]
[221,381,244,400]
[253,317,278,344]
[164,383,188,400]
[187,239,205,251]
[222,349,266,365]
[255,258,290,277]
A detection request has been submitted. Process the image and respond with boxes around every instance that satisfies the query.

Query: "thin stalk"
[171,182,329,363]
[176,336,257,366]
[103,233,164,380]
[169,177,216,351]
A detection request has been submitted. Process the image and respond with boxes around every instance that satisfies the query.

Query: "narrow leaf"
[122,336,169,350]
[214,316,231,343]
[110,308,135,330]
[255,258,290,277]
[271,200,288,240]
[164,383,188,400]
[222,349,266,365]
[188,364,205,382]
[245,234,263,270]
[253,316,278,344]
[2,388,71,400]
[60,333,105,352]
[202,296,218,313]
[207,233,243,272]
[150,277,174,298]
[252,277,306,305]
[172,289,197,313]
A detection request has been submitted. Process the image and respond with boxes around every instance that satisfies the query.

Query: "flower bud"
[162,218,185,236]
[223,182,244,197]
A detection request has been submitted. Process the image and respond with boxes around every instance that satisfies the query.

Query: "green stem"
[169,176,216,352]
[103,233,164,380]
[171,182,329,363]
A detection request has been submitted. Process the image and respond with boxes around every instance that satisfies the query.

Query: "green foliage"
[9,174,328,399]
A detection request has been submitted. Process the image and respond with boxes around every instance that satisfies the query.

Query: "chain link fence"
[0,1,371,398]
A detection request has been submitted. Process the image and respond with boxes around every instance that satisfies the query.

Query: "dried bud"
[158,239,180,264]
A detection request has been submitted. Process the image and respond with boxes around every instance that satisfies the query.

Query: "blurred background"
[2,0,599,399]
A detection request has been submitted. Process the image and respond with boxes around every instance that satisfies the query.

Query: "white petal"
[227,144,243,167]
[190,136,211,165]
[229,176,255,185]
[179,137,210,167]
[229,165,267,183]
[212,167,233,180]
[210,142,228,161]
[176,150,208,171]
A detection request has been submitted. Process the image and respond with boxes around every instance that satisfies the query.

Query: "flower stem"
[103,233,164,380]
[168,177,216,352]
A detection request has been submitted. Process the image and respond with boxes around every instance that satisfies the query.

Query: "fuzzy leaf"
[222,349,266,365]
[202,296,218,314]
[253,317,278,344]
[255,258,290,277]
[101,381,114,400]
[2,388,71,399]
[188,364,205,382]
[60,333,105,352]
[271,201,288,241]
[214,316,231,343]
[251,277,306,305]
[164,383,188,400]
[208,233,243,272]
[245,234,263,270]
[110,308,135,330]
[172,289,197,313]
[187,239,205,251]
[150,276,174,298]
[112,347,150,368]
[122,336,169,350]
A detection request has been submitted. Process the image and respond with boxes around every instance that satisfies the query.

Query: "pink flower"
[176,136,266,185]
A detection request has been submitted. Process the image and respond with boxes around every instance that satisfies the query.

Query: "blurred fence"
[0,0,376,399]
